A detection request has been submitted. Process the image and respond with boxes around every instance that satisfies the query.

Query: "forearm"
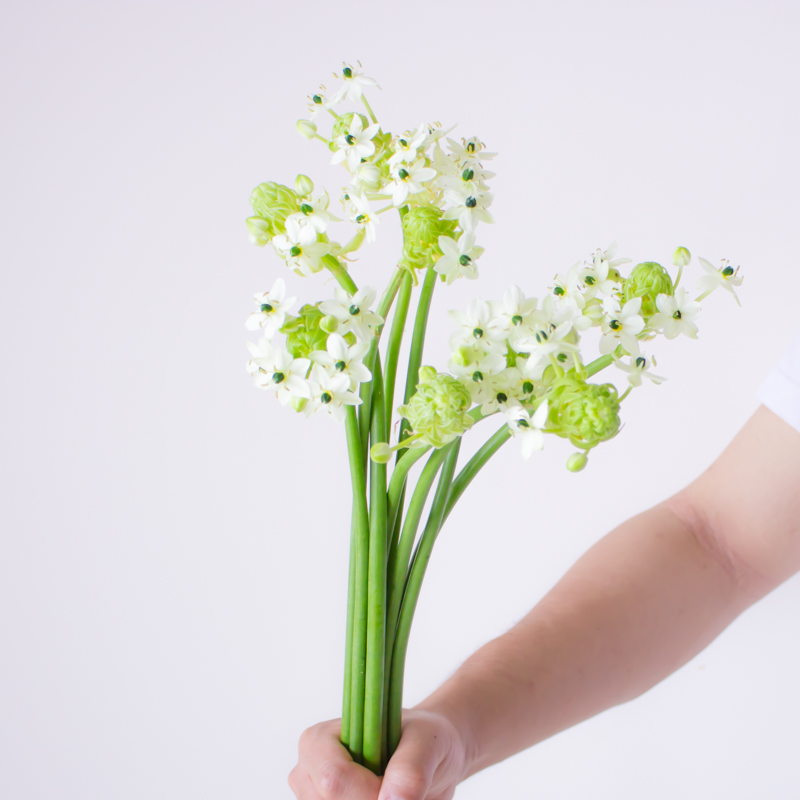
[417,501,770,779]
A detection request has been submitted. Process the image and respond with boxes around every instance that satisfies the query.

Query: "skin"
[289,405,800,800]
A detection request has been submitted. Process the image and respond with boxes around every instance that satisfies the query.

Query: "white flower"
[696,258,743,305]
[435,233,483,284]
[614,353,666,387]
[490,285,539,341]
[388,158,437,206]
[599,296,645,355]
[311,334,372,391]
[476,368,522,415]
[442,187,494,231]
[506,400,548,459]
[329,63,379,105]
[245,277,296,337]
[387,123,427,167]
[450,347,507,387]
[350,162,383,193]
[319,286,384,341]
[445,136,497,166]
[307,87,334,119]
[305,364,362,422]
[331,115,381,172]
[291,190,339,237]
[448,298,506,350]
[246,339,310,406]
[649,288,701,339]
[271,216,331,276]
[347,192,380,243]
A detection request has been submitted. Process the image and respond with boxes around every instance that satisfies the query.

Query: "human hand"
[289,708,471,800]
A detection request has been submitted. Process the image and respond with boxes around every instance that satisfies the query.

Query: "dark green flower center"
[518,419,531,429]
[273,372,286,384]
[553,286,565,296]
[535,330,548,343]
[462,168,474,181]
[260,303,274,313]
[313,94,323,104]
[301,203,313,215]
[343,193,350,201]
[399,138,408,147]
[355,214,366,223]
[609,319,621,331]
[557,352,568,363]
[349,305,361,316]
[467,142,476,152]
[335,360,347,372]
[472,327,484,339]
[465,196,477,208]
[722,266,734,277]
[342,67,353,78]
[345,134,356,145]
[673,310,682,319]
[459,254,472,266]
[512,314,523,326]
[635,357,646,369]
[321,391,333,403]
[522,381,534,394]
[472,371,484,382]
[290,246,302,257]
[398,168,409,180]
[585,275,596,286]
[496,392,508,404]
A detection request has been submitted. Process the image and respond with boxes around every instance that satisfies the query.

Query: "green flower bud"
[623,261,674,319]
[281,304,329,359]
[245,216,273,247]
[546,374,621,450]
[400,206,458,272]
[566,452,588,472]
[249,182,301,239]
[672,246,691,268]
[398,369,474,448]
[320,314,340,334]
[330,113,369,152]
[370,443,392,463]
[296,119,317,140]
[291,396,309,413]
[294,174,314,197]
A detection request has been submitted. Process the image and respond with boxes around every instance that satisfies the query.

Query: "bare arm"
[290,406,800,800]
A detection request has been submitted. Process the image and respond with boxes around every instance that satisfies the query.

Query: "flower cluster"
[245,278,382,422]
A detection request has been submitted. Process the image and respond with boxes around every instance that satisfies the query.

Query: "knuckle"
[318,762,347,798]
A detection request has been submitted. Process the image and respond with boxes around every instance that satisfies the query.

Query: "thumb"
[378,728,446,800]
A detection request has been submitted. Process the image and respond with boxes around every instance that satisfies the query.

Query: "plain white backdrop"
[2,1,799,797]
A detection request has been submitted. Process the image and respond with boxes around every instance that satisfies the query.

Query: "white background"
[2,1,799,797]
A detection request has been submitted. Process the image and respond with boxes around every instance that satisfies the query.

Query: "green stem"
[383,270,413,428]
[341,515,357,748]
[344,406,370,763]
[361,94,378,124]
[363,359,388,774]
[443,426,511,524]
[386,445,430,537]
[585,354,613,377]
[387,440,461,758]
[323,254,358,295]
[359,267,404,466]
[397,266,437,455]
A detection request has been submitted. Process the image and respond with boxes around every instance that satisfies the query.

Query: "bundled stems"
[383,270,413,425]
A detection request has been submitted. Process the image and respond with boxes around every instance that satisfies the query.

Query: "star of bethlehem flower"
[614,353,666,387]
[245,277,297,337]
[331,115,381,172]
[291,190,339,236]
[329,63,379,105]
[446,136,497,166]
[311,333,372,391]
[448,298,506,351]
[475,367,522,415]
[246,339,310,405]
[271,216,331,276]
[649,288,701,339]
[490,285,539,341]
[305,364,362,422]
[387,124,428,168]
[435,233,483,284]
[696,257,743,305]
[442,187,494,231]
[387,158,437,206]
[319,286,384,341]
[307,87,334,119]
[598,296,645,355]
[346,192,380,243]
[506,400,549,459]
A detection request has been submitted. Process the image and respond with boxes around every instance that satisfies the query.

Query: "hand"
[289,708,471,800]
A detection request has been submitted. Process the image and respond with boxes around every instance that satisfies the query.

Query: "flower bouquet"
[243,63,743,775]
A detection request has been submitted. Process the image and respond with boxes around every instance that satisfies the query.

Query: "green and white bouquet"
[243,63,743,775]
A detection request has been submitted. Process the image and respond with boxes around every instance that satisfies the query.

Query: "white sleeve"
[756,331,800,434]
